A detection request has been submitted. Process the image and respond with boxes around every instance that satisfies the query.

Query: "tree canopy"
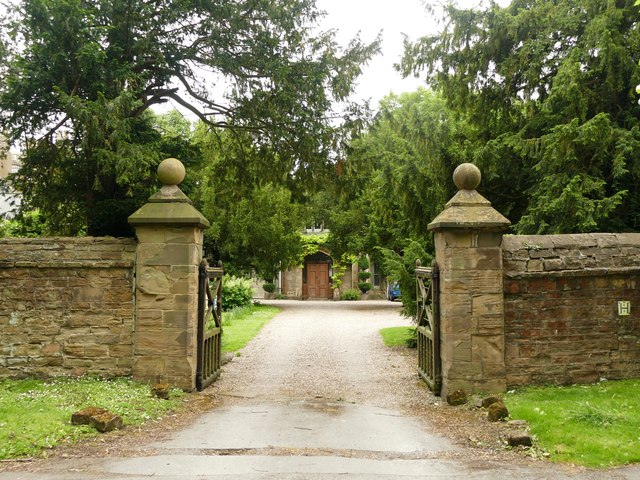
[0,0,378,235]
[321,89,472,308]
[401,0,640,233]
[328,89,470,257]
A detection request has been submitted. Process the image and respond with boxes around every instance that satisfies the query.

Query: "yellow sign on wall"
[618,301,631,316]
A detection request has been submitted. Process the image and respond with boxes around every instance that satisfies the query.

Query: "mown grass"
[0,377,184,459]
[221,303,280,353]
[504,379,640,468]
[379,326,415,347]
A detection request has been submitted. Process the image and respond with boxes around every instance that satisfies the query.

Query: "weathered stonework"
[1,158,212,391]
[128,158,209,390]
[429,163,510,397]
[503,233,640,386]
[0,237,136,378]
[426,164,640,394]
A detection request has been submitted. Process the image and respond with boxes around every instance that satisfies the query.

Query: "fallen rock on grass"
[507,430,533,447]
[504,419,533,447]
[71,407,123,433]
[151,383,171,399]
[481,396,503,408]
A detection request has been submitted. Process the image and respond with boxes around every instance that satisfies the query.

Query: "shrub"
[262,282,276,293]
[405,330,417,348]
[357,256,370,270]
[358,271,371,281]
[221,275,253,311]
[358,281,372,293]
[341,288,361,301]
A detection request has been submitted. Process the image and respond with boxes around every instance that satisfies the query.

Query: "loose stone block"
[487,401,509,422]
[507,431,533,447]
[71,407,108,425]
[446,389,467,406]
[71,407,123,433]
[151,383,172,399]
[481,396,502,408]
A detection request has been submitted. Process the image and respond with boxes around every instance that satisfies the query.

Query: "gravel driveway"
[212,300,417,408]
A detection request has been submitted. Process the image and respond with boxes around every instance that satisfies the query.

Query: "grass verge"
[221,303,280,353]
[379,326,415,347]
[504,379,640,467]
[0,377,184,460]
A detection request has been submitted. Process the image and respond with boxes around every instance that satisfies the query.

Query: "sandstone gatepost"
[428,163,511,396]
[429,163,640,398]
[128,158,209,390]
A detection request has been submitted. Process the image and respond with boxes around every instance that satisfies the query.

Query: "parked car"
[386,282,401,301]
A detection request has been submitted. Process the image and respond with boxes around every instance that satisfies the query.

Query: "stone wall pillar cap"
[453,163,481,190]
[158,158,186,186]
[428,163,510,231]
[147,158,191,204]
[128,158,210,228]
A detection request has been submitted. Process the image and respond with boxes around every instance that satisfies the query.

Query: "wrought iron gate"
[416,260,441,395]
[196,259,223,391]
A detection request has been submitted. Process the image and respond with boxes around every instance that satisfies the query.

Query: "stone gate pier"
[128,158,210,390]
[0,158,211,391]
[428,163,640,398]
[428,163,510,396]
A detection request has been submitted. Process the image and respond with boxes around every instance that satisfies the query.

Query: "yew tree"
[330,89,471,257]
[326,89,472,310]
[401,0,640,233]
[0,0,378,235]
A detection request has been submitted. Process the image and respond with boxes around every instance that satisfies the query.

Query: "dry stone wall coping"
[502,233,640,278]
[0,237,136,268]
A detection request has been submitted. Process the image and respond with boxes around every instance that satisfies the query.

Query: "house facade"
[253,227,386,300]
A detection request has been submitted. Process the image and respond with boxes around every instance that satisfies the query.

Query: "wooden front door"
[307,262,330,299]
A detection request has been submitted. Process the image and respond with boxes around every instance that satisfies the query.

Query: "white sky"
[316,0,431,106]
[316,0,511,106]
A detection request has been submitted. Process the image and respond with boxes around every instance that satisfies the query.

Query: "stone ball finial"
[453,163,481,191]
[157,158,186,186]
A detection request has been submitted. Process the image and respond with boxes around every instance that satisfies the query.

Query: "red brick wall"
[0,237,136,378]
[502,234,640,387]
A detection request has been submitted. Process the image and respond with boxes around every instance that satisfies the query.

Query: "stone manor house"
[253,225,387,300]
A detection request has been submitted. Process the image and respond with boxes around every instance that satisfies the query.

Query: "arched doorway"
[302,251,333,300]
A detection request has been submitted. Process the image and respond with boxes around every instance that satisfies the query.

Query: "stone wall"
[282,268,303,298]
[0,237,136,378]
[503,233,640,386]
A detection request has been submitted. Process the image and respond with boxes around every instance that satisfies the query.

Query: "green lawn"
[379,326,415,347]
[504,379,640,467]
[221,304,280,353]
[0,377,184,459]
